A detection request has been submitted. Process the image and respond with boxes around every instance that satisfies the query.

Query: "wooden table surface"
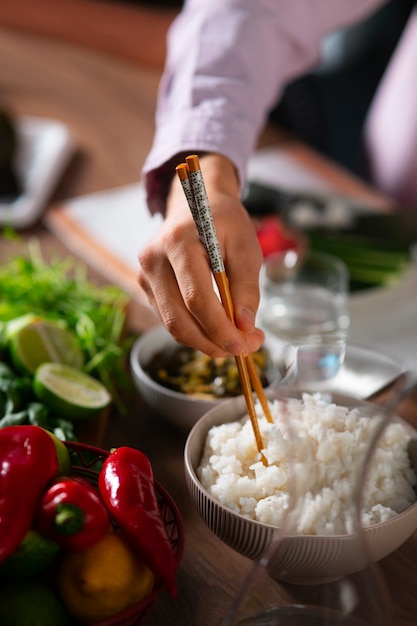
[1,27,417,626]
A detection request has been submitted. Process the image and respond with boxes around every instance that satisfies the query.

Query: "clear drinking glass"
[222,374,415,626]
[257,251,350,383]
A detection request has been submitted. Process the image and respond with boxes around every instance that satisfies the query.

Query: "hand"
[138,154,265,358]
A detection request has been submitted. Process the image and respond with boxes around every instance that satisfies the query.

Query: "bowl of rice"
[184,388,417,584]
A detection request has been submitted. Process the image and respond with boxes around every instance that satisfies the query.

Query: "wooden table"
[1,27,417,626]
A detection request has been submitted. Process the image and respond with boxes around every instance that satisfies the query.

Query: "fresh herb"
[0,238,134,414]
[0,361,77,440]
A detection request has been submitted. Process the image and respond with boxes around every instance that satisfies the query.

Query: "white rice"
[197,393,417,535]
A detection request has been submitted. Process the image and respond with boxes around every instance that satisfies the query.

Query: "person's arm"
[138,0,386,356]
[143,0,386,211]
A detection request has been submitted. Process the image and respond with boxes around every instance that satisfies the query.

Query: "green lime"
[0,580,72,626]
[9,319,84,375]
[46,430,71,474]
[3,313,40,342]
[33,363,112,422]
[1,314,39,353]
[0,530,60,580]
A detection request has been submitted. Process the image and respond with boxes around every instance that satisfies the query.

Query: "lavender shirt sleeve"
[143,0,386,214]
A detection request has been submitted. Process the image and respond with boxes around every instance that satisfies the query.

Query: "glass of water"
[257,250,350,383]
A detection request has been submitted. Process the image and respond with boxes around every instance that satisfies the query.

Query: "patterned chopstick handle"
[176,163,206,246]
[186,155,225,275]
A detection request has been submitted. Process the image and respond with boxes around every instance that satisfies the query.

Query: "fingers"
[215,200,265,347]
[138,155,265,357]
[138,217,252,357]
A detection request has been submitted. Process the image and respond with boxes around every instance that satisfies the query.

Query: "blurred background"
[269,0,415,181]
[1,0,415,200]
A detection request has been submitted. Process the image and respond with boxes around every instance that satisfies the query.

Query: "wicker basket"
[65,441,185,626]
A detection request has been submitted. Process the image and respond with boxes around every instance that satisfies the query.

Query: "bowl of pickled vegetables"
[130,325,291,430]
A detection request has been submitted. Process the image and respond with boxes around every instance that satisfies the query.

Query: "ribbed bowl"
[184,391,417,585]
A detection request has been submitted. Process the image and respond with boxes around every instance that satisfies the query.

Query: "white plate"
[267,340,409,400]
[324,343,409,398]
[0,116,74,229]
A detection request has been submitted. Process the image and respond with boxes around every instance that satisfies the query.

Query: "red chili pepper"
[98,446,177,596]
[38,476,110,551]
[0,425,60,563]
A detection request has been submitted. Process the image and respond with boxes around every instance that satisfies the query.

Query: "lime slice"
[33,363,111,422]
[3,313,40,342]
[9,320,84,375]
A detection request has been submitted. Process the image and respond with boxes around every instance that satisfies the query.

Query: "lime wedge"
[9,320,84,375]
[33,363,111,422]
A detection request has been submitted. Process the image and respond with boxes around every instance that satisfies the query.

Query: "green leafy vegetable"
[0,238,134,414]
[0,362,77,439]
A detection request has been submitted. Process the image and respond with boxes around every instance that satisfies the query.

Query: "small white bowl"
[184,388,417,584]
[130,325,291,431]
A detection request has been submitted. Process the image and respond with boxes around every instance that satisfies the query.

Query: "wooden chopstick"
[183,157,273,425]
[182,155,272,426]
[180,156,273,427]
[176,155,273,460]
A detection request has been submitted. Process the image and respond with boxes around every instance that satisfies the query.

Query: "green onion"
[309,232,411,290]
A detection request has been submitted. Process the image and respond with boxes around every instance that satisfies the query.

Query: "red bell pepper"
[98,446,178,596]
[0,425,61,563]
[37,476,110,551]
[256,216,300,258]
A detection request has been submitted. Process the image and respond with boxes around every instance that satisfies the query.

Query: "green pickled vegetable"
[145,344,273,399]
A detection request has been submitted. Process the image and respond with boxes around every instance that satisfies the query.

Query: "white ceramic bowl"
[184,388,417,585]
[130,325,291,431]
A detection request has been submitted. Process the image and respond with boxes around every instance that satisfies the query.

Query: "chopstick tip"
[176,163,189,180]
[185,154,200,172]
